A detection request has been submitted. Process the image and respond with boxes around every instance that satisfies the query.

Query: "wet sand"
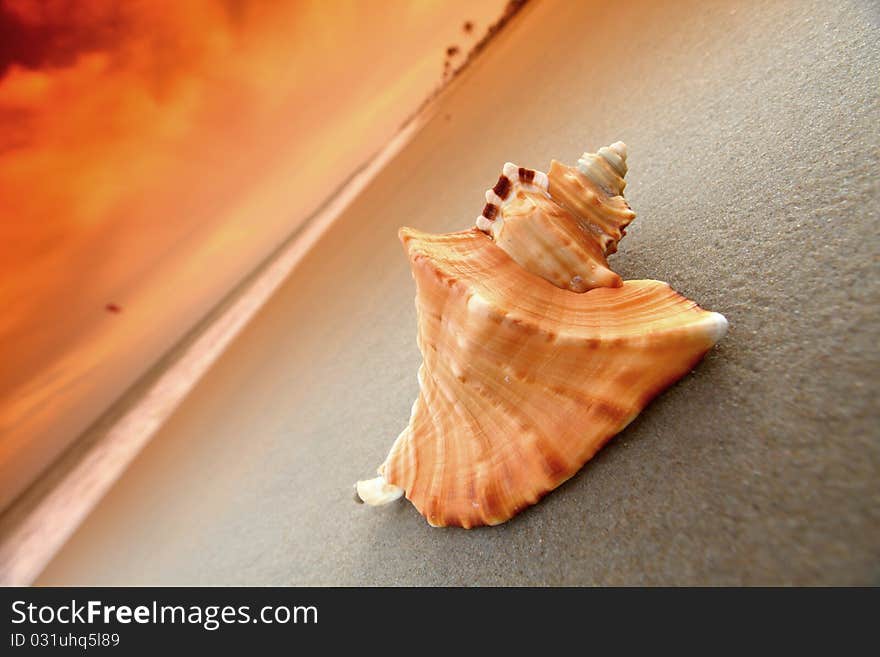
[38,0,879,585]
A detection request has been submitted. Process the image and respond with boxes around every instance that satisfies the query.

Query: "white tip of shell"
[704,312,729,345]
[502,162,518,178]
[609,141,627,160]
[356,475,404,506]
[476,215,493,232]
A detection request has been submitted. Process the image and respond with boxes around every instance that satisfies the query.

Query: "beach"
[37,0,879,585]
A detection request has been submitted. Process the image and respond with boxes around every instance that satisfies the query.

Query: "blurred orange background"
[0,0,508,510]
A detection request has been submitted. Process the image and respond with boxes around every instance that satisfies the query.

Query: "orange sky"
[0,0,509,510]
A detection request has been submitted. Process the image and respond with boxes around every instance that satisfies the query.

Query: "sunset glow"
[0,0,509,510]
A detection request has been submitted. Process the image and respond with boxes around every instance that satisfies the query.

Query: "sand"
[38,0,879,585]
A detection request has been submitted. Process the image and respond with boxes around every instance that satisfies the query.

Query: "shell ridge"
[436,303,596,506]
[408,238,715,337]
[420,287,533,524]
[422,340,520,527]
[425,354,517,526]
[417,359,450,525]
[424,339,547,525]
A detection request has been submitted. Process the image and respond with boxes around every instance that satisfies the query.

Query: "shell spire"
[474,144,635,292]
[355,143,728,528]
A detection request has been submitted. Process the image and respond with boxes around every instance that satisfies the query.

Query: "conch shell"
[356,143,727,528]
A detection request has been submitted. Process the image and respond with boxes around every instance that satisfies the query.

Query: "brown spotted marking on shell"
[475,162,549,233]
